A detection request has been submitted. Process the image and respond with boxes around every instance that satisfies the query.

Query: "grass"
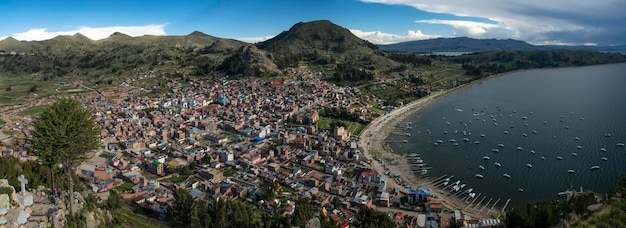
[162,175,187,183]
[114,182,134,191]
[2,130,11,136]
[18,106,48,116]
[0,119,4,127]
[110,204,170,228]
[317,116,333,130]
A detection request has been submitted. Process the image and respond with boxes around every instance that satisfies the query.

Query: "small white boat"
[503,174,511,179]
[541,156,546,160]
[494,122,498,126]
[497,144,505,147]
[617,143,625,147]
[421,169,428,176]
[475,141,481,144]
[466,188,473,193]
[480,134,486,137]
[453,143,459,146]
[450,139,456,143]
[574,137,579,141]
[492,149,499,153]
[568,169,576,174]
[469,192,476,198]
[605,133,612,137]
[462,138,469,142]
[529,112,533,115]
[475,174,484,179]
[570,112,575,115]
[543,121,548,124]
[532,130,538,134]
[557,156,563,160]
[571,153,578,157]
[560,115,565,118]
[443,131,448,134]
[504,131,509,134]
[522,116,527,120]
[526,163,533,168]
[523,133,528,137]
[434,143,439,146]
[494,162,502,167]
[516,146,523,151]
[518,188,524,192]
[602,157,608,161]
[454,180,460,185]
[530,150,535,154]
[577,145,582,149]
[479,165,485,170]
[524,123,529,126]
[483,156,491,160]
[443,181,449,186]
[590,166,600,170]
[600,148,607,152]
[580,117,584,121]
[565,126,570,129]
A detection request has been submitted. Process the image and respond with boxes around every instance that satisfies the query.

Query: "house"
[198,168,223,182]
[358,169,380,184]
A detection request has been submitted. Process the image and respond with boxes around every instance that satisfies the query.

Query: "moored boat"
[503,174,511,179]
[590,166,600,170]
[568,169,576,174]
[494,162,502,167]
[475,174,484,179]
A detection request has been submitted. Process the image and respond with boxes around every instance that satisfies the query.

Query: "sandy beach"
[358,78,508,219]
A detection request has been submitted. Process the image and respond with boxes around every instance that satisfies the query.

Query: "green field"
[162,175,187,183]
[317,116,366,135]
[18,106,48,116]
[0,119,5,127]
[114,182,134,191]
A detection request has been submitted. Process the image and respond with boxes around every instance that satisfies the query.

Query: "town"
[0,68,499,227]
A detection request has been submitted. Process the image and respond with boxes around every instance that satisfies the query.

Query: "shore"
[358,76,508,219]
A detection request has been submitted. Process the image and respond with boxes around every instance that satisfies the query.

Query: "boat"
[462,138,469,142]
[577,145,582,149]
[459,183,466,189]
[557,156,563,160]
[602,157,608,161]
[434,143,439,146]
[574,137,580,141]
[590,166,600,170]
[447,121,451,125]
[443,131,448,134]
[453,143,459,146]
[480,134,485,137]
[543,121,548,124]
[516,146,523,151]
[503,131,509,134]
[522,116,527,120]
[445,177,450,182]
[570,112,575,115]
[475,174,484,179]
[529,112,534,115]
[421,169,428,176]
[466,188,473,193]
[436,140,443,144]
[526,163,533,168]
[450,139,456,143]
[482,156,491,160]
[568,169,576,174]
[605,133,612,137]
[494,162,502,167]
[469,192,476,198]
[443,181,449,186]
[524,123,529,126]
[492,149,499,153]
[565,126,570,129]
[454,180,460,185]
[494,122,498,126]
[519,188,524,192]
[503,174,511,179]
[523,133,528,137]
[541,156,546,160]
[532,130,538,134]
[530,150,535,154]
[474,141,481,144]
[497,144,504,147]
[479,165,485,170]
[600,148,607,152]
[580,117,585,121]
[617,143,625,147]
[571,153,578,157]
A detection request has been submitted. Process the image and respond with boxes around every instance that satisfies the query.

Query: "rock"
[0,215,6,225]
[0,194,10,215]
[16,210,30,225]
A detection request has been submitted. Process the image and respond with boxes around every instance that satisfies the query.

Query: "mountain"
[379,37,542,53]
[379,37,626,54]
[258,20,398,72]
[0,37,36,53]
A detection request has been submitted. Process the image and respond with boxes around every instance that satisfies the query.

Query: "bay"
[388,63,626,207]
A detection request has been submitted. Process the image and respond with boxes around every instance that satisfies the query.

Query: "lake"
[388,63,626,207]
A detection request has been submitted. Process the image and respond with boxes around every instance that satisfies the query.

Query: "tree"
[167,188,194,226]
[30,98,101,216]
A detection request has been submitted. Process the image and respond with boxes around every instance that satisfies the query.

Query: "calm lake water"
[388,63,626,207]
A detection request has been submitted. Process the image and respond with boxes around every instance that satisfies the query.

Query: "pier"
[385,139,408,143]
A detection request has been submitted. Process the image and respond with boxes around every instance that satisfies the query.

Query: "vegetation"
[17,106,48,116]
[30,98,101,215]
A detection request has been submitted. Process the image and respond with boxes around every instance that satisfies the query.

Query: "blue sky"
[1,0,624,45]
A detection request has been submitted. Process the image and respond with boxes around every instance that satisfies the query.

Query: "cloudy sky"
[0,0,623,46]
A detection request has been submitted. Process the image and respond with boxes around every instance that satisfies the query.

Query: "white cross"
[17,174,28,194]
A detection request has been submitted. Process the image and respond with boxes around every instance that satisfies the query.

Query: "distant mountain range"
[0,20,624,86]
[378,37,626,53]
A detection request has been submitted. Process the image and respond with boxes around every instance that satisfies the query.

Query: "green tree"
[30,98,101,216]
[167,188,194,226]
[106,190,121,210]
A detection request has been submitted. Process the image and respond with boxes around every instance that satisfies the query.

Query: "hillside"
[379,37,541,53]
[258,20,400,81]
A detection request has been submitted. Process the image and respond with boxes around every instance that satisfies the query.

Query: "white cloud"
[235,35,276,43]
[350,29,440,44]
[11,24,167,41]
[416,20,500,37]
[360,0,626,45]
[0,36,7,41]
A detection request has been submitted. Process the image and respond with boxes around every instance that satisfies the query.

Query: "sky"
[0,0,624,46]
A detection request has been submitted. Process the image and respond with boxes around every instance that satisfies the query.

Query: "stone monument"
[17,174,33,207]
[16,174,32,225]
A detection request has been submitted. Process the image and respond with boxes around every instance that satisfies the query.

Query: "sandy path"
[358,83,502,219]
